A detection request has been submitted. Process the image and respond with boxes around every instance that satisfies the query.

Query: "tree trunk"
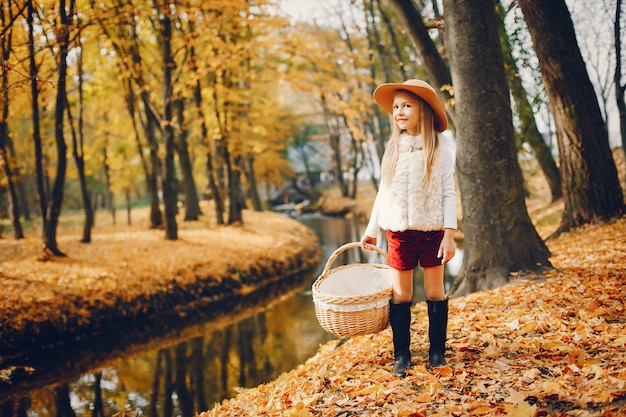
[244,155,263,212]
[387,0,456,129]
[376,0,409,80]
[444,0,552,297]
[28,0,47,235]
[45,0,72,257]
[0,1,24,240]
[518,0,625,231]
[616,0,626,162]
[211,84,229,225]
[195,87,224,225]
[67,103,93,240]
[157,0,178,240]
[67,39,93,242]
[77,35,93,243]
[321,95,347,197]
[101,143,115,225]
[187,19,225,225]
[134,80,163,229]
[226,150,245,225]
[125,188,132,226]
[497,2,562,202]
[0,125,23,240]
[173,98,202,221]
[95,0,164,229]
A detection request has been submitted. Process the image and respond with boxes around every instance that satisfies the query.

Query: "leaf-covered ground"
[203,152,626,417]
[202,216,626,417]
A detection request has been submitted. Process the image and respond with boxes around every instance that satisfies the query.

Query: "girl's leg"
[423,265,445,300]
[391,269,414,303]
[389,268,413,377]
[423,265,448,368]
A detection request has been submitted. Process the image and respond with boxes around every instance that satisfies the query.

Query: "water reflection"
[0,216,461,416]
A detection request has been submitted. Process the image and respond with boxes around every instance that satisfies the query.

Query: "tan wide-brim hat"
[373,79,448,132]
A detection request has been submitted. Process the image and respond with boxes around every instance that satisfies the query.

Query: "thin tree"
[518,0,625,232]
[155,0,178,240]
[68,23,94,243]
[444,0,552,296]
[0,0,24,239]
[29,0,47,235]
[90,0,164,229]
[386,0,456,129]
[45,0,74,256]
[616,0,626,161]
[173,96,202,221]
[188,19,224,225]
[497,2,562,201]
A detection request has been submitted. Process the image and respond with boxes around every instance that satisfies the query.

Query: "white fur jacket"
[364,133,457,238]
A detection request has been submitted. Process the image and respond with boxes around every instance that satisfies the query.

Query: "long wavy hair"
[380,90,439,186]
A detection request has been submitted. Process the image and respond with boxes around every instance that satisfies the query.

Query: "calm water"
[0,216,460,416]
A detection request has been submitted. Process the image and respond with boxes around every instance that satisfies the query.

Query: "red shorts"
[386,230,444,270]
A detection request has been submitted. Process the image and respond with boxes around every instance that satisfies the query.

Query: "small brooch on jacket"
[408,145,423,152]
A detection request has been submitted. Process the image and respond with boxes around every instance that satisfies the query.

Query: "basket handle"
[320,242,388,278]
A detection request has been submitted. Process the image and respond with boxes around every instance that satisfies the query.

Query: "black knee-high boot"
[427,298,448,368]
[389,301,412,377]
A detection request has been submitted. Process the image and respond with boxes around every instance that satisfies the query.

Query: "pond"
[0,216,461,416]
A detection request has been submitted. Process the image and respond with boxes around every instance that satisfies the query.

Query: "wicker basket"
[312,242,393,337]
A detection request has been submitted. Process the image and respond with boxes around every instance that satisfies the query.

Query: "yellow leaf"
[397,401,422,416]
[519,322,536,335]
[285,403,312,417]
[471,406,494,415]
[542,381,561,394]
[504,402,538,417]
[356,384,380,395]
[504,391,526,404]
[415,391,431,403]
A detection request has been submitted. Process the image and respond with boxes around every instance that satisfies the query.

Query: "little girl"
[361,79,456,377]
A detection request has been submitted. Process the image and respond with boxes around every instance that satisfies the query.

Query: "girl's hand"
[438,229,456,264]
[361,236,377,251]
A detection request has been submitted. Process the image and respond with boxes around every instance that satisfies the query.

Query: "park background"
[1,0,625,415]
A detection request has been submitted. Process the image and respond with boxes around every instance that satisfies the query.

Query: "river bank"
[0,207,321,381]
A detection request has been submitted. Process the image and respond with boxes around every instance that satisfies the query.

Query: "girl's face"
[392,91,420,136]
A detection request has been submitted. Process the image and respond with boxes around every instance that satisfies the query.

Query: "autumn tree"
[0,0,24,240]
[154,0,178,240]
[67,23,94,243]
[518,0,625,232]
[616,0,626,161]
[28,0,47,237]
[44,0,74,256]
[284,16,374,200]
[187,18,225,225]
[386,0,456,128]
[444,0,552,296]
[497,2,561,201]
[90,0,165,230]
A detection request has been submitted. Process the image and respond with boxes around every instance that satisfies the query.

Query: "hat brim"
[373,80,448,132]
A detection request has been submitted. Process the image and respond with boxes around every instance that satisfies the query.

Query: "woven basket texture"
[312,242,393,337]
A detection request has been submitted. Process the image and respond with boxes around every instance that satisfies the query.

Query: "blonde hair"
[380,90,439,186]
